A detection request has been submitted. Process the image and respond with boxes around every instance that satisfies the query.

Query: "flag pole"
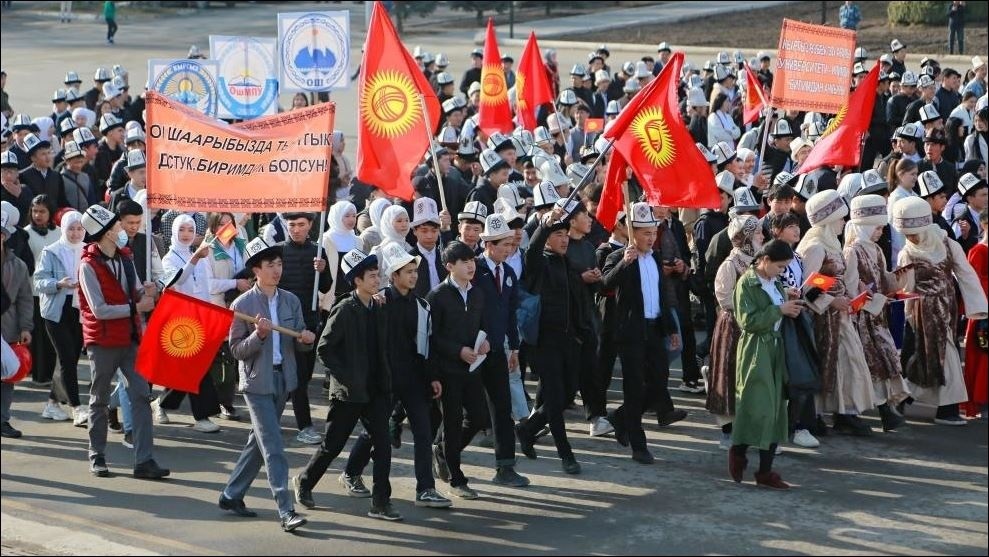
[755,104,773,177]
[562,137,614,205]
[311,153,332,312]
[234,311,303,339]
[419,96,450,229]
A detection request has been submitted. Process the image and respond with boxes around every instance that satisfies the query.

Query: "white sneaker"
[792,429,820,448]
[775,444,784,455]
[151,398,169,424]
[296,426,323,445]
[72,406,89,428]
[718,432,731,451]
[589,416,614,437]
[41,402,71,421]
[193,418,220,433]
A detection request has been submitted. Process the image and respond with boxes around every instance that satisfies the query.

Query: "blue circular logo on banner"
[282,12,349,92]
[153,60,218,117]
[215,38,279,119]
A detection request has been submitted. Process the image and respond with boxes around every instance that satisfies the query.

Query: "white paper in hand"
[469,330,487,373]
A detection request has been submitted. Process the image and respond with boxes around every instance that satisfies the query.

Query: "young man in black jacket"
[341,242,452,509]
[601,202,683,464]
[594,212,628,435]
[515,204,583,475]
[293,249,399,522]
[427,241,491,500]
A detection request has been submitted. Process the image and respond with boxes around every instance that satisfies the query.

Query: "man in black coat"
[18,134,68,210]
[601,202,683,464]
[409,197,449,298]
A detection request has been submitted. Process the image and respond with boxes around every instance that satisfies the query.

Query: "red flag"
[584,118,605,134]
[596,150,628,231]
[743,63,767,126]
[356,1,442,201]
[849,291,870,313]
[602,52,720,209]
[136,290,234,394]
[214,221,238,247]
[478,18,514,137]
[802,272,837,292]
[516,31,554,131]
[799,62,880,173]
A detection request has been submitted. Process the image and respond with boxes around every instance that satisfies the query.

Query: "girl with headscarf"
[71,107,96,131]
[359,197,393,252]
[321,200,364,303]
[155,214,222,433]
[843,195,910,432]
[797,190,878,436]
[706,215,763,450]
[33,209,86,426]
[23,195,59,388]
[377,205,412,253]
[892,197,988,425]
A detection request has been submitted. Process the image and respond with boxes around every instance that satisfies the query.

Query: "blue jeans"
[110,371,133,433]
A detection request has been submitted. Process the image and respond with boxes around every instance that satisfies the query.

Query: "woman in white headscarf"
[321,200,364,304]
[155,214,222,433]
[33,210,86,425]
[797,190,878,435]
[71,107,96,131]
[377,205,412,252]
[892,196,988,425]
[843,194,910,432]
[359,197,393,252]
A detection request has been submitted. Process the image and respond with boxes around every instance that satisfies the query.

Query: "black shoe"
[432,444,451,482]
[561,457,581,475]
[608,413,628,447]
[832,414,872,436]
[121,431,133,449]
[632,449,655,464]
[492,466,531,487]
[878,403,906,432]
[368,503,403,522]
[338,472,372,498]
[657,409,687,427]
[219,494,258,517]
[812,415,830,437]
[515,424,537,459]
[90,456,111,477]
[292,475,315,508]
[1,421,22,439]
[108,409,123,432]
[280,511,307,532]
[389,419,402,449]
[896,396,915,417]
[415,488,453,508]
[133,458,170,479]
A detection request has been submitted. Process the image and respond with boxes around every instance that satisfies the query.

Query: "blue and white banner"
[148,58,220,118]
[277,11,351,93]
[209,35,279,120]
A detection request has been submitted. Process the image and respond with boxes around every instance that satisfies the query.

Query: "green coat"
[732,268,789,450]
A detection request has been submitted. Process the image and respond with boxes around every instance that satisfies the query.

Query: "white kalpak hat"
[411,197,441,227]
[458,200,487,223]
[849,194,888,227]
[497,182,524,209]
[805,189,848,226]
[629,202,658,228]
[379,241,421,277]
[480,213,514,242]
[891,196,935,235]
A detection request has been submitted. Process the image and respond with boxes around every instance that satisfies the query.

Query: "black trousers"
[292,347,316,430]
[677,287,701,384]
[860,133,892,172]
[106,17,117,40]
[160,374,220,420]
[578,334,607,420]
[300,395,392,507]
[208,342,238,409]
[612,323,672,451]
[346,381,434,493]
[697,289,717,358]
[520,331,575,460]
[44,304,83,407]
[595,332,620,408]
[436,371,489,487]
[463,349,517,466]
[31,298,55,384]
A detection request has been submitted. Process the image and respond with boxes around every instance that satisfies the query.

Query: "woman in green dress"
[729,239,805,490]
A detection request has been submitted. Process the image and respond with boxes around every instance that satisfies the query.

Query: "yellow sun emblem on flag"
[821,103,847,138]
[480,63,507,105]
[360,69,422,138]
[811,276,830,287]
[630,106,676,167]
[160,317,206,358]
[515,72,527,112]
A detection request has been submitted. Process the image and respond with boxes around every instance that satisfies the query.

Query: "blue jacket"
[33,245,76,322]
[472,255,520,353]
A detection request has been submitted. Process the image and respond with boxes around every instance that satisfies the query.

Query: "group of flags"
[135,1,881,393]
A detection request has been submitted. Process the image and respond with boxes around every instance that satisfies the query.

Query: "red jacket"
[79,243,142,348]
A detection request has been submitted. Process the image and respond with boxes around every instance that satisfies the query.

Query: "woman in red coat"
[963,209,988,419]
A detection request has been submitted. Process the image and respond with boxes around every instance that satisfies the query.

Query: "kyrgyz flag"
[584,118,605,134]
[356,1,442,201]
[602,51,720,209]
[478,18,514,137]
[596,149,629,231]
[743,63,768,126]
[799,62,880,173]
[135,289,234,393]
[802,271,837,292]
[516,31,554,131]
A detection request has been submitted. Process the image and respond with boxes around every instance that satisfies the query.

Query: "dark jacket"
[412,170,467,223]
[595,240,623,339]
[918,157,959,193]
[426,277,485,376]
[472,255,520,353]
[460,67,482,95]
[18,167,68,209]
[694,210,729,287]
[279,239,332,330]
[411,243,447,298]
[94,140,123,192]
[319,292,390,403]
[601,248,677,344]
[886,93,913,130]
[524,221,589,340]
[381,286,432,387]
[466,180,499,215]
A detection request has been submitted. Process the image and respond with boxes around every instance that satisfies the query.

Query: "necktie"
[495,264,502,295]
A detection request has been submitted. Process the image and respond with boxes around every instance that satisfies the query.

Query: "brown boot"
[754,470,790,490]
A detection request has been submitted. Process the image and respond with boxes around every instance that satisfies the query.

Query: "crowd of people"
[1,31,988,534]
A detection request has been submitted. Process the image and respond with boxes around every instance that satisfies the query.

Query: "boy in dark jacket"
[293,249,400,522]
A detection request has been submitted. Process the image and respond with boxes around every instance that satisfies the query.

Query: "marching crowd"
[1,34,988,533]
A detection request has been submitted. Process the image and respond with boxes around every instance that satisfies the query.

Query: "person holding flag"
[77,204,167,479]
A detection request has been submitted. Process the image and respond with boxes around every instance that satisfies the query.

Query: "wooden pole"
[561,137,614,205]
[419,96,450,229]
[233,311,303,339]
